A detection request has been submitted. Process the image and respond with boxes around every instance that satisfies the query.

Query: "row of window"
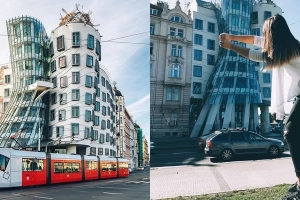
[194,49,215,65]
[16,43,42,56]
[90,147,116,157]
[194,19,215,33]
[251,11,272,24]
[13,21,42,38]
[194,35,215,50]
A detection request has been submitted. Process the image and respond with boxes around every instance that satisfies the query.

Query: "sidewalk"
[150,157,295,199]
[151,137,198,150]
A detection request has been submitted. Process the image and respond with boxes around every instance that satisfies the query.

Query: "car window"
[246,132,263,141]
[230,132,245,141]
[212,133,228,141]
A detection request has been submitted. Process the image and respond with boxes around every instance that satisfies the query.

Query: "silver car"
[205,128,285,161]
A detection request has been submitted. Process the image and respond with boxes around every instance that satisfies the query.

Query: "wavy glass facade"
[190,0,263,137]
[0,16,51,147]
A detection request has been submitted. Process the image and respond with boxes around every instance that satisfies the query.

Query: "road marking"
[126,181,150,184]
[103,192,122,195]
[34,196,53,199]
[97,187,130,190]
[108,180,123,183]
[172,152,197,155]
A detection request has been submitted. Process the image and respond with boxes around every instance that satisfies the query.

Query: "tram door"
[0,149,11,187]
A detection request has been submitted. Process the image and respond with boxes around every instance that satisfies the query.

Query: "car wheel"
[268,146,280,158]
[220,149,233,161]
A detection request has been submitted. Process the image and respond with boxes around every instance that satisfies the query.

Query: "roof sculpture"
[59,4,95,27]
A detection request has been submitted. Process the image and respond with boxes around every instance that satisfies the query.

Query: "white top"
[249,36,300,120]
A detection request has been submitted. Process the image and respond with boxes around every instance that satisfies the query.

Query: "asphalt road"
[151,147,291,168]
[0,168,149,200]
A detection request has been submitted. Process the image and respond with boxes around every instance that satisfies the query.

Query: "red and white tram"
[0,148,129,188]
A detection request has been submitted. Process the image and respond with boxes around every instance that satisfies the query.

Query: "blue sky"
[150,0,300,114]
[0,1,150,146]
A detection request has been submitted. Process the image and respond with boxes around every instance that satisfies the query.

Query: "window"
[71,123,79,135]
[51,60,56,73]
[58,110,66,121]
[72,89,80,101]
[232,0,240,10]
[171,44,176,56]
[169,64,181,78]
[23,22,31,36]
[102,106,106,116]
[150,43,153,55]
[177,46,182,57]
[84,127,90,139]
[72,54,80,66]
[95,101,100,111]
[207,54,215,65]
[17,46,22,55]
[236,77,247,88]
[72,106,79,118]
[99,134,105,143]
[60,93,67,105]
[93,131,98,142]
[101,120,106,130]
[51,93,56,105]
[242,2,247,13]
[251,12,258,24]
[150,24,155,35]
[72,72,80,83]
[208,22,215,33]
[14,23,21,38]
[106,132,110,142]
[96,39,101,56]
[96,88,100,97]
[251,28,260,36]
[170,27,176,36]
[60,76,67,88]
[171,15,183,23]
[232,15,239,27]
[86,55,93,67]
[59,56,66,68]
[50,109,55,121]
[263,73,271,83]
[263,87,271,98]
[193,65,202,77]
[72,32,80,47]
[85,93,92,105]
[94,115,99,126]
[5,75,10,84]
[194,49,202,61]
[150,8,157,15]
[52,77,57,88]
[102,92,106,102]
[222,77,234,88]
[166,87,180,101]
[194,34,202,45]
[87,34,94,49]
[213,133,229,141]
[193,82,202,94]
[264,11,272,20]
[85,110,91,122]
[3,102,8,111]
[227,61,236,71]
[101,77,106,87]
[98,148,103,155]
[4,89,10,97]
[57,35,65,51]
[238,63,246,72]
[49,42,54,57]
[207,39,215,50]
[85,75,93,88]
[195,19,203,30]
[178,29,183,38]
[95,60,99,72]
[24,44,31,54]
[230,132,245,141]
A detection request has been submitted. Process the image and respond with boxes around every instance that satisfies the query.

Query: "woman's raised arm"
[219,33,255,44]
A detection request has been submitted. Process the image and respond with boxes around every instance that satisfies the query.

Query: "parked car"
[205,128,285,161]
[270,126,282,133]
[199,131,220,151]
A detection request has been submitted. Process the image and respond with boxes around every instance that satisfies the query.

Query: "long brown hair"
[262,14,300,69]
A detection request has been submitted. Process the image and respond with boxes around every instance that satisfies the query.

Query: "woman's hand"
[219,39,232,50]
[219,33,233,41]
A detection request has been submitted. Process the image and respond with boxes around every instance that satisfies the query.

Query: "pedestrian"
[256,125,260,135]
[219,14,300,200]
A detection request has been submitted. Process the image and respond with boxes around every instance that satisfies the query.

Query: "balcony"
[28,80,53,92]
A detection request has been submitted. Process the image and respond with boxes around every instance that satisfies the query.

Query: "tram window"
[64,163,72,173]
[86,161,97,170]
[101,163,108,171]
[119,162,128,169]
[111,163,117,171]
[54,162,63,173]
[72,163,80,173]
[0,154,9,172]
[22,158,44,171]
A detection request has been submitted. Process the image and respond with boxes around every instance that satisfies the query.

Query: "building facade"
[150,1,193,138]
[188,0,282,137]
[142,136,149,166]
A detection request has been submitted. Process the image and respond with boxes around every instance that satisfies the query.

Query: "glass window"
[170,27,176,36]
[213,133,228,141]
[49,42,54,57]
[60,93,67,105]
[194,34,202,45]
[22,158,43,171]
[208,22,215,33]
[238,63,246,72]
[193,65,202,77]
[58,110,66,121]
[194,49,202,61]
[72,54,80,66]
[222,77,234,88]
[236,77,247,88]
[207,54,215,65]
[17,46,22,55]
[94,115,100,126]
[85,75,93,88]
[23,22,31,36]
[264,11,272,20]
[72,89,80,101]
[71,123,79,135]
[102,106,106,116]
[72,72,80,83]
[101,120,106,130]
[263,73,271,83]
[232,15,239,26]
[102,92,106,102]
[51,93,56,105]
[207,39,215,50]
[72,106,79,118]
[95,101,100,111]
[195,19,203,30]
[85,93,92,105]
[171,44,176,56]
[177,46,182,57]
[150,8,158,15]
[4,89,10,97]
[60,76,67,88]
[171,15,183,23]
[85,110,91,122]
[232,0,240,10]
[86,55,93,67]
[227,61,236,71]
[99,134,105,143]
[166,87,179,101]
[251,28,260,36]
[72,32,80,47]
[51,60,56,73]
[50,109,55,121]
[101,77,105,87]
[150,24,155,35]
[242,2,247,13]
[251,12,258,24]
[150,43,153,55]
[14,23,21,38]
[178,29,183,38]
[98,147,103,155]
[193,82,202,94]
[57,35,65,51]
[24,44,32,54]
[230,132,245,141]
[263,87,271,98]
[84,127,90,139]
[59,56,66,68]
[169,64,181,78]
[106,132,110,142]
[87,34,94,50]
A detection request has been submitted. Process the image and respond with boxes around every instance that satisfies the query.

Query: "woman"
[219,14,300,199]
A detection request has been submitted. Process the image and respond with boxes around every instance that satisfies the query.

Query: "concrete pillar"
[66,145,76,154]
[215,112,220,130]
[203,103,221,135]
[253,104,259,131]
[243,96,250,130]
[260,106,270,133]
[190,100,211,138]
[231,104,235,128]
[222,95,234,129]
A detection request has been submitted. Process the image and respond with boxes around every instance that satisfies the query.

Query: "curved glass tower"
[190,0,262,137]
[0,16,51,148]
